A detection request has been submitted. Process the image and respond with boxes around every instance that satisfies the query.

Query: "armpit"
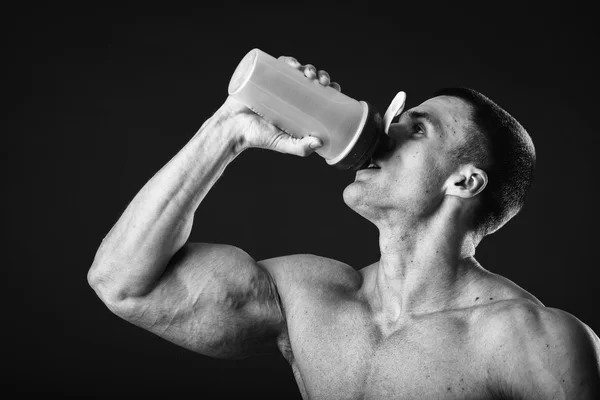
[277,327,294,364]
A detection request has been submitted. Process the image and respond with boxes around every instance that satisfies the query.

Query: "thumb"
[274,134,323,157]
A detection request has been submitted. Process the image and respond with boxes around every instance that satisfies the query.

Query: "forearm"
[89,107,244,301]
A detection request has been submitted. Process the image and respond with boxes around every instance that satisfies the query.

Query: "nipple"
[383,91,407,134]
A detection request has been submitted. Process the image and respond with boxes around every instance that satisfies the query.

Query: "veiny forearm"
[89,109,243,301]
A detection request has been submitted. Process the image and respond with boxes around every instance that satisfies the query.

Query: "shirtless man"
[88,56,600,399]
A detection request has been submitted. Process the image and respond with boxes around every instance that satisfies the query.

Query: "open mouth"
[358,159,380,171]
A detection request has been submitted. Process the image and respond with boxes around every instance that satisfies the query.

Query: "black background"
[3,2,599,399]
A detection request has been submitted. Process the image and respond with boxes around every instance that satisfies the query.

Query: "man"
[88,55,600,399]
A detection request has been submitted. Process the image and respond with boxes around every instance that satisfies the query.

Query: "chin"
[342,181,360,207]
[342,182,374,219]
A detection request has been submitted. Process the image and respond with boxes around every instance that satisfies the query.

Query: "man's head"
[343,88,535,243]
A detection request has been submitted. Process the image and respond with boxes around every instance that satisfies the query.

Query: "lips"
[358,159,380,171]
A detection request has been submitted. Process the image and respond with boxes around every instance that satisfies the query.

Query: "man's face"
[343,95,473,222]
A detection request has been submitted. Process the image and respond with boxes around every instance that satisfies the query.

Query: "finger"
[329,81,342,92]
[318,70,330,86]
[274,134,323,157]
[302,64,317,79]
[278,55,301,69]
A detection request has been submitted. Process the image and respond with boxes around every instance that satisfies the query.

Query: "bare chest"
[285,302,495,400]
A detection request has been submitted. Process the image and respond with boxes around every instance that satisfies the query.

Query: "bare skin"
[88,57,600,399]
[261,253,600,399]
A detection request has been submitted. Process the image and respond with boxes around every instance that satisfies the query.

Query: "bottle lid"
[383,91,406,134]
[331,102,387,171]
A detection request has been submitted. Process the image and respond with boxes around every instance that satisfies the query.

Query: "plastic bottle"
[227,48,389,170]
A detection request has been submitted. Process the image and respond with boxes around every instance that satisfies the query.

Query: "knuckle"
[280,56,300,67]
[303,64,317,78]
[318,70,330,85]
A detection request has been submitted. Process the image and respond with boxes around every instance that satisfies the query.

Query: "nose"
[387,122,412,143]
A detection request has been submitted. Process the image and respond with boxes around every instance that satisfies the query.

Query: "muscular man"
[88,56,600,399]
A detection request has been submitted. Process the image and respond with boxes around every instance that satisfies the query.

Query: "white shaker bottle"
[228,48,391,170]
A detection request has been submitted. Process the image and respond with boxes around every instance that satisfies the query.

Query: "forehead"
[411,95,473,140]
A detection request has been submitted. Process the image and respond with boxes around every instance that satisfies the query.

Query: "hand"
[218,56,342,157]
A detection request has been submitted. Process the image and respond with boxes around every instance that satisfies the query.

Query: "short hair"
[433,87,536,239]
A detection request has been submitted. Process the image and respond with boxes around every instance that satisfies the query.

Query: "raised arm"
[87,57,334,359]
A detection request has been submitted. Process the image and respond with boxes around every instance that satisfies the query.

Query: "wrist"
[209,104,248,156]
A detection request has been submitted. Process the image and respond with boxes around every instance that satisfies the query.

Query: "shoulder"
[257,254,364,298]
[478,299,599,351]
[477,300,600,398]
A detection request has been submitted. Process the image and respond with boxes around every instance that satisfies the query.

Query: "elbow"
[87,261,137,318]
[87,264,102,291]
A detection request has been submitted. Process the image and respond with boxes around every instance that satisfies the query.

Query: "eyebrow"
[401,110,443,133]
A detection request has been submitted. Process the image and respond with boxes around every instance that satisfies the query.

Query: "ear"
[444,165,488,199]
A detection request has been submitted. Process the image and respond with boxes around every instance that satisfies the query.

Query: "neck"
[370,201,484,322]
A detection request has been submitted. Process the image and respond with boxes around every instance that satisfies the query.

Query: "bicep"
[118,242,286,359]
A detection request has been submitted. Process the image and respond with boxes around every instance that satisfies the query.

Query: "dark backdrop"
[3,2,599,399]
